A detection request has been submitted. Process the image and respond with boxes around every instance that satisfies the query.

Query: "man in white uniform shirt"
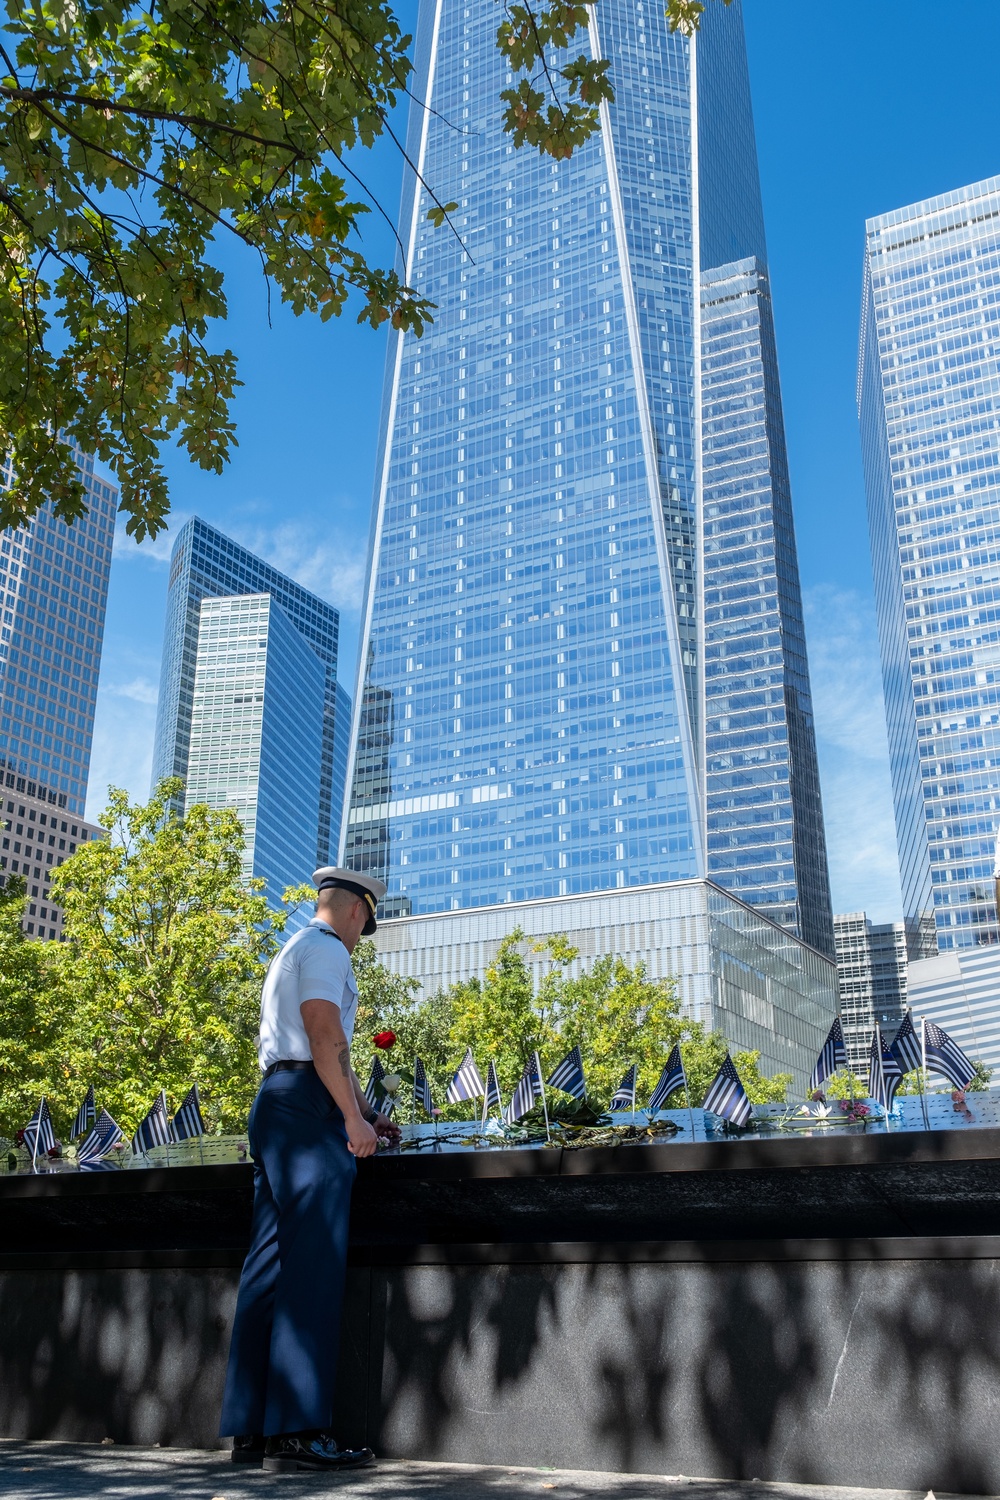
[219,867,399,1473]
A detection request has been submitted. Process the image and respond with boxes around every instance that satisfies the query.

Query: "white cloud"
[106,676,159,706]
[230,519,368,622]
[804,583,903,924]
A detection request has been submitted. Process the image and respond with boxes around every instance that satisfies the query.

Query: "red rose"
[373,1030,397,1051]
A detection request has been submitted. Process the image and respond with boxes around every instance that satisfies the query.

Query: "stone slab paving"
[0,1447,990,1500]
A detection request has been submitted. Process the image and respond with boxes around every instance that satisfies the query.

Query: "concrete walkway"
[0,1447,989,1500]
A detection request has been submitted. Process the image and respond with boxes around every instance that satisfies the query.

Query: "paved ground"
[0,1447,988,1500]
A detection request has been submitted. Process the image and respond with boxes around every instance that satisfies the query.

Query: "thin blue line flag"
[609,1064,638,1111]
[365,1056,385,1107]
[809,1017,848,1093]
[170,1085,205,1143]
[23,1097,55,1158]
[546,1045,586,1100]
[71,1084,96,1141]
[890,1011,923,1075]
[446,1048,485,1104]
[924,1019,977,1089]
[413,1056,433,1115]
[78,1109,124,1167]
[132,1090,171,1154]
[648,1044,686,1112]
[868,1027,903,1114]
[505,1053,543,1124]
[703,1054,753,1127]
[483,1059,503,1119]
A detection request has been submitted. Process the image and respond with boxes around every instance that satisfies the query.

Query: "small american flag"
[71,1085,96,1141]
[365,1057,386,1107]
[170,1085,205,1142]
[924,1019,976,1090]
[482,1059,503,1120]
[648,1044,686,1112]
[890,1012,923,1075]
[78,1109,124,1167]
[608,1064,638,1111]
[23,1098,55,1160]
[132,1091,171,1154]
[413,1057,433,1115]
[868,1026,903,1114]
[505,1052,543,1124]
[702,1054,752,1128]
[546,1045,586,1100]
[446,1048,485,1104]
[809,1018,848,1093]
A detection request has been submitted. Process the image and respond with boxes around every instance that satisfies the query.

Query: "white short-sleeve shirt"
[257,918,359,1070]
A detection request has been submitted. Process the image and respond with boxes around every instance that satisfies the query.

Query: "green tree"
[0,0,724,540]
[0,875,62,1138]
[44,779,282,1134]
[355,928,792,1117]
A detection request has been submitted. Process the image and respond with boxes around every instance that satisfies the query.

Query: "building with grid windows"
[0,447,116,818]
[833,911,908,1070]
[184,594,325,923]
[859,177,1000,956]
[0,785,103,940]
[152,517,351,868]
[343,0,833,962]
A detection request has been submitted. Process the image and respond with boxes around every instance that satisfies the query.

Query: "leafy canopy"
[24,778,283,1136]
[352,927,792,1119]
[1,0,727,540]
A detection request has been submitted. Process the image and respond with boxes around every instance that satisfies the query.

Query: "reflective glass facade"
[702,259,833,954]
[152,517,350,865]
[859,178,1000,954]
[185,594,325,923]
[0,447,116,816]
[345,0,831,949]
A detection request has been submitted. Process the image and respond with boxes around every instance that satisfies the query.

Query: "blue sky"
[85,0,1000,923]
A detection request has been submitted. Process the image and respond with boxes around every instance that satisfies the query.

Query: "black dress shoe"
[231,1434,265,1465]
[263,1433,375,1473]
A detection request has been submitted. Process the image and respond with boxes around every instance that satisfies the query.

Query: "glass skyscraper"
[152,516,351,867]
[185,594,326,919]
[0,446,116,816]
[859,177,1000,955]
[702,258,831,949]
[344,0,832,953]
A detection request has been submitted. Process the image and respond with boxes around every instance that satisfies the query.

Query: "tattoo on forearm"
[338,1046,351,1079]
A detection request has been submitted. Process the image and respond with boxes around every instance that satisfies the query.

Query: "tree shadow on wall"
[371,1263,560,1458]
[0,1268,237,1445]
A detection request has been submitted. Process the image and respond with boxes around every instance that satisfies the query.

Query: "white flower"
[381,1074,402,1095]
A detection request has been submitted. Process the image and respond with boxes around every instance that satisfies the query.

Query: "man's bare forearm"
[301,1001,363,1123]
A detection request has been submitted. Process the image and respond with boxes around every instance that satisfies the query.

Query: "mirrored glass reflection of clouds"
[804,584,902,923]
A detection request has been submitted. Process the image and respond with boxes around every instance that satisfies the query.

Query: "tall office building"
[185,594,326,915]
[859,177,1000,955]
[152,517,351,866]
[702,258,831,947]
[833,911,908,1070]
[0,447,116,816]
[344,0,833,953]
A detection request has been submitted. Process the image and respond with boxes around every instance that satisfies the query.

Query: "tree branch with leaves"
[0,0,726,540]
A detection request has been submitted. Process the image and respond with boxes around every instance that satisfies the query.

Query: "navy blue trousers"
[219,1067,357,1437]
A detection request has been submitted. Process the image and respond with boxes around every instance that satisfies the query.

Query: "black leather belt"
[263,1059,314,1079]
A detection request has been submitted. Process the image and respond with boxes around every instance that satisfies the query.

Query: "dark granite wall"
[2,1253,1000,1493]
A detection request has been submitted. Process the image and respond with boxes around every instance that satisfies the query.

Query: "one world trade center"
[342,0,835,960]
